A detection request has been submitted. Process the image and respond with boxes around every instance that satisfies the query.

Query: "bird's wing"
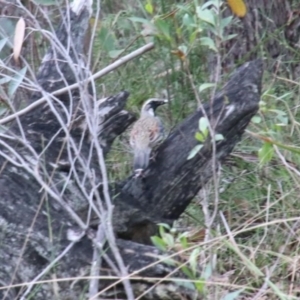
[130,116,164,149]
[148,117,164,146]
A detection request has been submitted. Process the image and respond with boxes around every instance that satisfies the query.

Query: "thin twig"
[88,223,106,299]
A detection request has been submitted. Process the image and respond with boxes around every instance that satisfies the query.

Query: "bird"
[130,98,168,176]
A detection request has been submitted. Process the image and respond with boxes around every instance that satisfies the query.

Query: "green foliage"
[258,142,273,165]
[151,224,208,295]
[188,116,224,160]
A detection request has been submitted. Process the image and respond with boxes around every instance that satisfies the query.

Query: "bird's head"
[141,98,168,116]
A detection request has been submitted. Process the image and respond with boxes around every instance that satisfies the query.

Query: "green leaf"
[158,223,171,230]
[214,133,224,141]
[155,19,171,41]
[201,263,213,279]
[270,109,287,116]
[276,117,288,126]
[189,248,200,276]
[195,131,205,142]
[108,49,124,59]
[180,265,194,279]
[98,27,115,53]
[187,144,203,160]
[195,280,205,292]
[8,66,27,97]
[258,142,274,165]
[200,37,217,52]
[151,236,167,251]
[163,233,175,247]
[145,2,153,14]
[199,117,209,133]
[199,83,216,93]
[220,16,233,29]
[128,17,150,24]
[196,8,215,26]
[221,289,244,300]
[251,116,261,124]
[175,279,196,291]
[182,13,195,27]
[179,235,188,248]
[157,255,176,266]
[189,30,198,43]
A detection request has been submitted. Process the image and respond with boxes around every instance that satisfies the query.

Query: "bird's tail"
[133,147,151,172]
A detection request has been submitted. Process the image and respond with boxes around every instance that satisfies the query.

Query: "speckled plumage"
[130,99,167,174]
